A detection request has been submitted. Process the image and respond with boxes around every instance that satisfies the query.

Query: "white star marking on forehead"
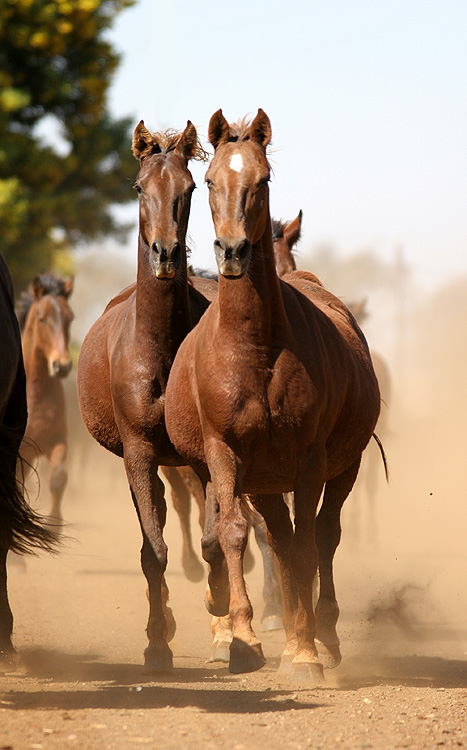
[229,153,244,173]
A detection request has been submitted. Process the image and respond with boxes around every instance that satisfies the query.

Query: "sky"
[105,0,467,291]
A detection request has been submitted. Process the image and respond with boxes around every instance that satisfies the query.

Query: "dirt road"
[1,401,467,750]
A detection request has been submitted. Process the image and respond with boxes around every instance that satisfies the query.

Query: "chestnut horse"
[165,109,381,682]
[16,274,74,523]
[77,121,216,672]
[162,214,303,590]
[0,255,57,664]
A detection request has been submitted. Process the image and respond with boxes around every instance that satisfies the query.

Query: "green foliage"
[0,0,136,290]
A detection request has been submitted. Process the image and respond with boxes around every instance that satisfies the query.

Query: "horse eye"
[205,179,213,189]
[134,184,142,194]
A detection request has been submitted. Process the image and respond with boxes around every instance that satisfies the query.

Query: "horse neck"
[218,215,287,344]
[135,235,192,354]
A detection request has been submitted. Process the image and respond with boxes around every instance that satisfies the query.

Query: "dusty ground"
[2,400,466,750]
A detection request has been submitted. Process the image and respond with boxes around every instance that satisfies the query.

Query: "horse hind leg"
[48,443,68,526]
[245,499,283,631]
[161,466,204,583]
[315,457,361,669]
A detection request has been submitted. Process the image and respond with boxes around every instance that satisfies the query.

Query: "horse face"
[205,140,270,278]
[33,295,74,378]
[135,151,195,279]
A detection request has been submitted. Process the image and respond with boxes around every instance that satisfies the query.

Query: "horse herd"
[0,109,385,685]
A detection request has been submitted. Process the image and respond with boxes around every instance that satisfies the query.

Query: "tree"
[0,0,136,290]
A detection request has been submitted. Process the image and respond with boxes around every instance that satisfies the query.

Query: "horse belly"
[77,327,123,458]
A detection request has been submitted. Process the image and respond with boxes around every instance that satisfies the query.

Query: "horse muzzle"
[214,237,251,278]
[51,359,72,378]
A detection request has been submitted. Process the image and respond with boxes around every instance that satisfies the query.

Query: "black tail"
[0,423,59,555]
[372,432,389,482]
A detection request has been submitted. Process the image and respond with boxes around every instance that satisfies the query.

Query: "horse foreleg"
[315,457,361,669]
[0,545,15,665]
[161,466,204,582]
[126,450,173,672]
[202,482,230,618]
[48,442,67,525]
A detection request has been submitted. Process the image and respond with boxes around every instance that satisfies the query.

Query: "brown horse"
[163,215,303,587]
[77,120,216,672]
[165,109,381,682]
[17,274,74,523]
[0,255,57,664]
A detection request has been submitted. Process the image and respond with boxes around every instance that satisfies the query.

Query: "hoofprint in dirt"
[1,437,466,750]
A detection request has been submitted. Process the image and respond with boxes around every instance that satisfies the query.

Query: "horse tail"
[372,432,389,483]
[0,424,59,555]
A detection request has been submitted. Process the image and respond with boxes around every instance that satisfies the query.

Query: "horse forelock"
[152,129,208,162]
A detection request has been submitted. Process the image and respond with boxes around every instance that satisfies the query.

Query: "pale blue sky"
[107,0,467,290]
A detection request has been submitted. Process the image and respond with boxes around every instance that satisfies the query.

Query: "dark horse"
[77,120,216,672]
[0,255,57,664]
[165,109,381,682]
[16,274,74,523]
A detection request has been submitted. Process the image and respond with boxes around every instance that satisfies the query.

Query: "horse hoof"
[208,640,231,663]
[143,644,173,673]
[315,640,342,669]
[182,556,205,583]
[261,615,283,632]
[290,661,325,685]
[229,638,266,674]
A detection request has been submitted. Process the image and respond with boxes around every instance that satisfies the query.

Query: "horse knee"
[218,513,248,554]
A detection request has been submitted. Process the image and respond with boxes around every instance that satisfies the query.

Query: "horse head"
[206,109,272,278]
[132,120,205,280]
[29,275,74,378]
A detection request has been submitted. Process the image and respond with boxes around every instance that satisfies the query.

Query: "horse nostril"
[152,242,160,255]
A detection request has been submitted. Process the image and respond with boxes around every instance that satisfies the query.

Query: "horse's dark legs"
[126,449,173,672]
[315,457,361,669]
[252,494,297,667]
[161,466,204,582]
[0,545,14,664]
[48,442,67,524]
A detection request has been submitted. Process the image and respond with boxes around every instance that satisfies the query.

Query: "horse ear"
[283,210,303,249]
[177,120,198,161]
[32,276,45,300]
[208,109,230,150]
[63,277,74,299]
[250,108,272,149]
[132,120,155,161]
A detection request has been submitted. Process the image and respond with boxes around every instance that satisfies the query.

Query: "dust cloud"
[18,247,467,682]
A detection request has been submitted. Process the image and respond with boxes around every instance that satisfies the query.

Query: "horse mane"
[16,273,69,331]
[152,129,209,162]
